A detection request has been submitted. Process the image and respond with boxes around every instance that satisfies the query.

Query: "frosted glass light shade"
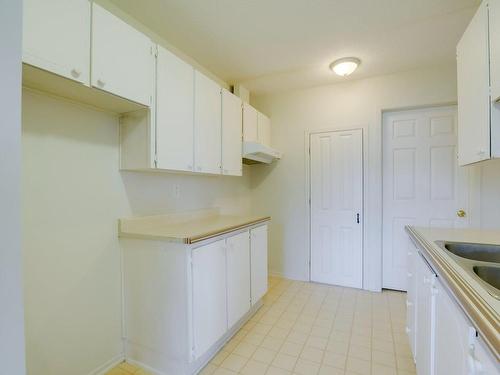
[330,57,361,76]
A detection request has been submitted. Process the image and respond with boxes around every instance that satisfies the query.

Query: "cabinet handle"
[97,79,106,87]
[71,68,81,78]
[405,327,411,334]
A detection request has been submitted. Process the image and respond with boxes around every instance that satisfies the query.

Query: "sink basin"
[473,266,500,291]
[442,241,500,263]
[435,240,500,299]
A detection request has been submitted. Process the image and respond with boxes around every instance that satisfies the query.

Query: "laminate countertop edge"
[406,226,500,361]
[119,216,271,244]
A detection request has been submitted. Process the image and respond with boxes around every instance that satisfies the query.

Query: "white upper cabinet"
[194,71,222,174]
[257,112,271,147]
[457,0,500,165]
[91,3,154,106]
[23,0,91,85]
[226,232,251,328]
[221,89,243,176]
[243,103,259,143]
[156,46,194,172]
[491,0,500,101]
[250,225,268,305]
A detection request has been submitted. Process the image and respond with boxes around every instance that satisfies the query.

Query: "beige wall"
[22,89,251,375]
[250,64,468,290]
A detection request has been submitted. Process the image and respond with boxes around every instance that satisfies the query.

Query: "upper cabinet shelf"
[22,0,247,177]
[457,0,500,166]
[22,0,154,112]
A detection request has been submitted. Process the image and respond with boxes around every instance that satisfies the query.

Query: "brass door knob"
[457,209,466,218]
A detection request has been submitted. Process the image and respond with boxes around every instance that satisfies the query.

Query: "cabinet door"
[406,242,417,360]
[23,0,90,85]
[221,89,243,176]
[192,240,227,359]
[226,232,251,328]
[257,112,271,147]
[91,3,154,106]
[434,280,470,375]
[491,0,500,102]
[415,254,437,375]
[250,225,268,305]
[243,103,259,143]
[457,1,491,165]
[156,46,194,172]
[194,71,222,174]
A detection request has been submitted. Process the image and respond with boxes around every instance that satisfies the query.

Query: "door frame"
[381,105,482,288]
[305,127,365,287]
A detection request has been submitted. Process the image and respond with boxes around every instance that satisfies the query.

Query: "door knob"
[457,209,466,218]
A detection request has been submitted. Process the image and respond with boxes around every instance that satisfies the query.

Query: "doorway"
[382,106,473,291]
[309,129,363,288]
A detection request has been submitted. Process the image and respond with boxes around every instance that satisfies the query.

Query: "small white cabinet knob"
[71,68,81,78]
[97,79,106,87]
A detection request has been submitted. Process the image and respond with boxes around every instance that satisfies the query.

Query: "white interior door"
[310,129,363,288]
[383,106,472,291]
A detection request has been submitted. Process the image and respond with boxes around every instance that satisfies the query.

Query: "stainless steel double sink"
[435,241,500,299]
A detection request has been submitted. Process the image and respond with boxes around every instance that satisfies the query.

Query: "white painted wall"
[251,65,470,290]
[0,1,26,374]
[22,90,251,375]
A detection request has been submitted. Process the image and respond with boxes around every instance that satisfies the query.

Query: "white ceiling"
[110,0,479,95]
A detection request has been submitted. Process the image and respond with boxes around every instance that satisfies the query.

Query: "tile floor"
[109,276,416,375]
[105,361,151,375]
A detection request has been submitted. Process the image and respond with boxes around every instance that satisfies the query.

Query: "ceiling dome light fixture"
[329,57,361,77]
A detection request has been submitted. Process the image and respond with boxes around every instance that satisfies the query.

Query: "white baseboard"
[88,353,124,375]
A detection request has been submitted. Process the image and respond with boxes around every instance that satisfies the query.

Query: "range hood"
[243,141,282,164]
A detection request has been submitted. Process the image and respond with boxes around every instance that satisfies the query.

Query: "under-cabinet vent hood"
[243,141,282,164]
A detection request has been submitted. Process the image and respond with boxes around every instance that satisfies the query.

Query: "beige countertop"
[406,226,500,360]
[119,209,270,244]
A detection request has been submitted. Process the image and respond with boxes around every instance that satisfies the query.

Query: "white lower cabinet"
[226,232,251,328]
[434,280,471,375]
[406,242,417,360]
[192,239,227,359]
[121,223,268,375]
[415,253,437,375]
[251,225,268,305]
[406,239,499,375]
